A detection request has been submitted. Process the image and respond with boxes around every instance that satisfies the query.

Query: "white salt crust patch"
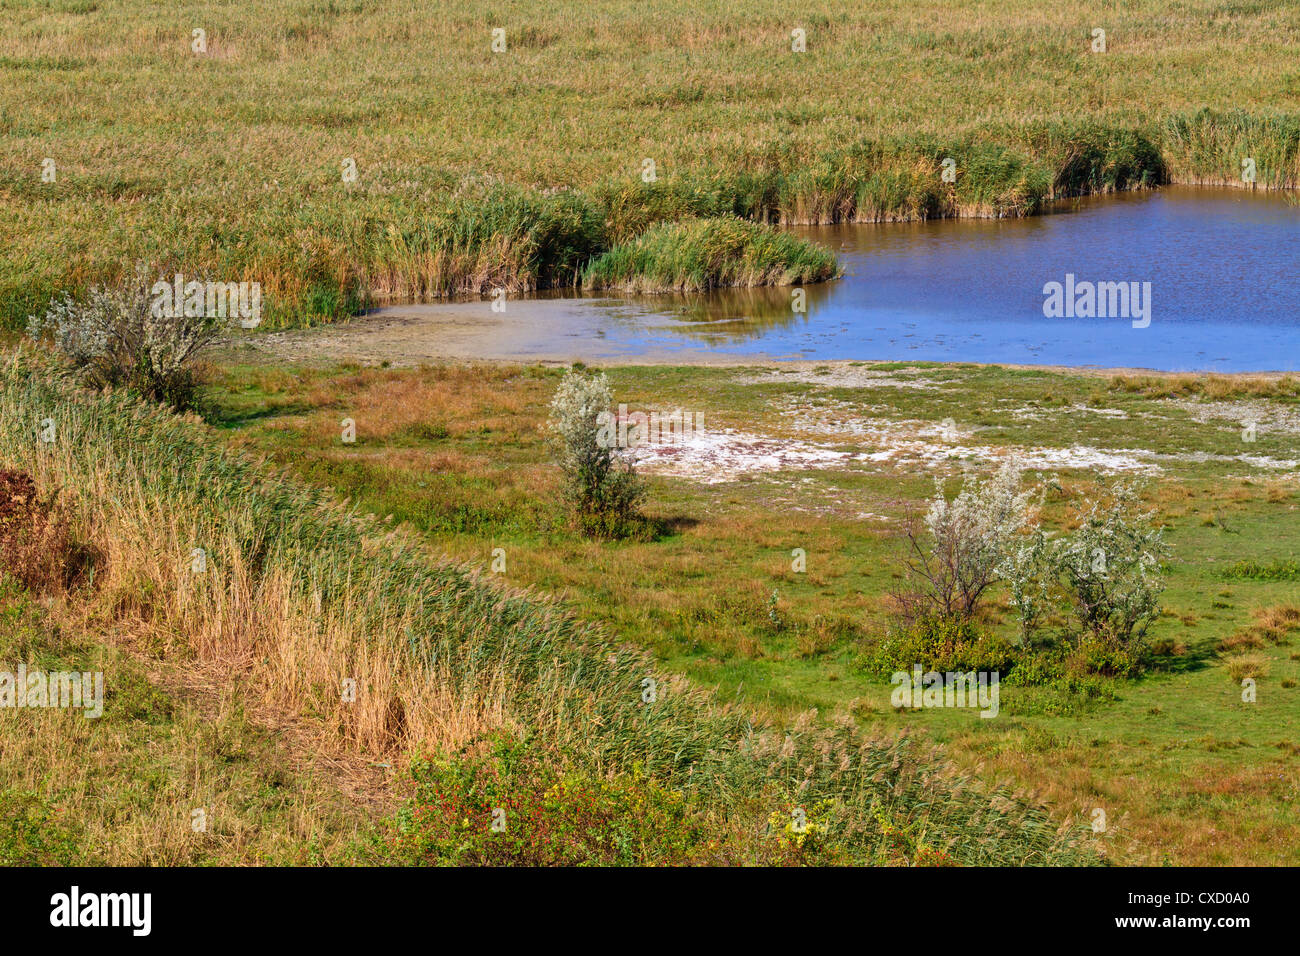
[628,407,1296,484]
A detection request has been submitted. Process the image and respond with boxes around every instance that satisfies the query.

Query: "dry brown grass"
[299,364,541,441]
[1218,603,1300,652]
[1224,653,1269,682]
[13,430,521,765]
[1250,604,1300,637]
[1109,372,1300,400]
[1218,631,1265,653]
[0,606,388,864]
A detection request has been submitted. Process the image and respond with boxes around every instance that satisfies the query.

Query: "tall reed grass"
[1162,109,1300,189]
[583,217,837,292]
[3,115,1292,329]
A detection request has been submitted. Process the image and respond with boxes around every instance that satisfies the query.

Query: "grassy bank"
[207,358,1300,865]
[0,578,379,865]
[3,0,1298,326]
[0,347,1095,864]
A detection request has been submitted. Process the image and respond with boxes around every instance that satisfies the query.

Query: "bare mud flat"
[230,300,794,368]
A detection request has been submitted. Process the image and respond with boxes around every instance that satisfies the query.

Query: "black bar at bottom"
[3,865,1281,942]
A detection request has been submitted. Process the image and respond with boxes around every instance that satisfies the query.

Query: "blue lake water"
[524,187,1299,371]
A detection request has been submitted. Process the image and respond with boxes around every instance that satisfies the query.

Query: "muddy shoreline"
[219,307,1299,378]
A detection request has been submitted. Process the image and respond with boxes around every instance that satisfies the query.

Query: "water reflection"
[612,187,1299,367]
[613,284,839,344]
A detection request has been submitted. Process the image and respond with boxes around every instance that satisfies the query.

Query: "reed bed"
[1,126,1173,328]
[0,346,1095,864]
[3,0,1298,328]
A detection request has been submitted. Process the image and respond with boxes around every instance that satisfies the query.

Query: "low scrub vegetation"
[1218,605,1300,654]
[896,460,1033,622]
[1109,372,1300,401]
[27,265,219,411]
[881,461,1168,684]
[0,787,82,867]
[382,735,711,866]
[1221,559,1300,582]
[0,467,95,594]
[1041,483,1168,647]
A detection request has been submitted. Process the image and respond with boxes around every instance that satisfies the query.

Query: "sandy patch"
[627,420,1161,484]
[625,395,1296,484]
[1067,404,1130,419]
[861,441,1160,474]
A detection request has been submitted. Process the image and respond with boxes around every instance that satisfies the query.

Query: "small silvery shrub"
[997,524,1055,641]
[899,458,1034,621]
[27,264,220,410]
[1051,481,1168,648]
[996,479,1169,654]
[547,368,645,538]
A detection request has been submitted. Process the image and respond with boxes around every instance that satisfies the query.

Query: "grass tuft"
[583,216,838,293]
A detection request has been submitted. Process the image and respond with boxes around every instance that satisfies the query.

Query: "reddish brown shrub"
[0,468,97,593]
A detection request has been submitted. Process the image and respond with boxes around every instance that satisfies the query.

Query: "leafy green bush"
[385,736,707,866]
[0,789,82,865]
[997,675,1117,718]
[1000,642,1135,688]
[1070,634,1146,678]
[1221,559,1300,582]
[860,615,1015,680]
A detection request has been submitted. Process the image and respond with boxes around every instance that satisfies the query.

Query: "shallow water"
[366,187,1299,371]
